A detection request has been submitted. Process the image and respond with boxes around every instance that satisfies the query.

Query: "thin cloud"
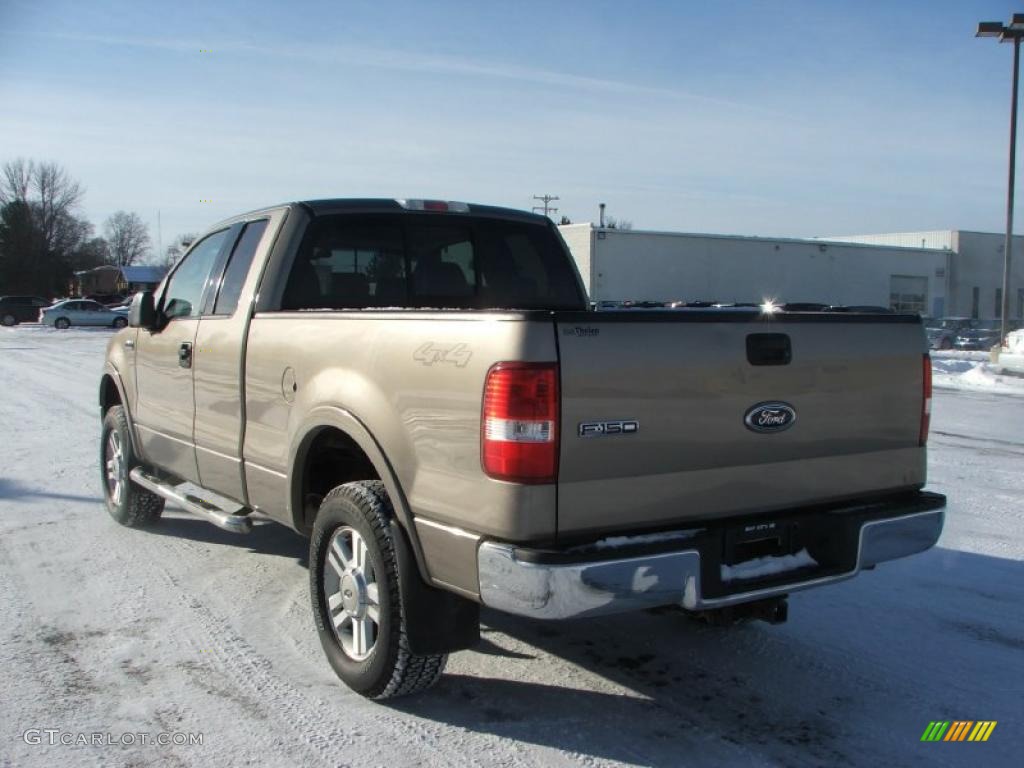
[44,30,776,115]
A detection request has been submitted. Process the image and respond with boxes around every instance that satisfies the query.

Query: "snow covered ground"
[932,350,1024,397]
[0,325,1021,768]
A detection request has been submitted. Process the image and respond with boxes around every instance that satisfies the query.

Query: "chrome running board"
[129,468,253,534]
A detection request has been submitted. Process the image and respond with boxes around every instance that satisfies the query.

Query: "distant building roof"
[74,265,120,276]
[74,265,166,281]
[120,266,166,283]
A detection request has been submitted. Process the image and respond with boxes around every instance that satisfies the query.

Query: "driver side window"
[162,229,230,320]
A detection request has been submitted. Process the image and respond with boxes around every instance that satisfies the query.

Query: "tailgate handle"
[746,333,791,366]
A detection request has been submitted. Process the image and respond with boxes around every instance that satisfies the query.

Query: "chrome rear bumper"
[477,496,945,620]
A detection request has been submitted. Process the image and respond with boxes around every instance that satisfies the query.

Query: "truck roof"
[297,198,550,224]
[204,199,553,239]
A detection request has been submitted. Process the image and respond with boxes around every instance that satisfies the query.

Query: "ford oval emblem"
[744,402,797,433]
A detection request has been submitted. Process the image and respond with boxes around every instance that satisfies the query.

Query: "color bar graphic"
[921,721,996,742]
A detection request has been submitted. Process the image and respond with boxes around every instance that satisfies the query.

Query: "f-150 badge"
[578,420,639,437]
[744,402,796,433]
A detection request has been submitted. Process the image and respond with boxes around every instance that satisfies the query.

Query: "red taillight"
[920,354,932,446]
[482,362,559,483]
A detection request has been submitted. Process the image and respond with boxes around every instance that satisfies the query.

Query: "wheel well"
[296,427,380,532]
[100,375,122,415]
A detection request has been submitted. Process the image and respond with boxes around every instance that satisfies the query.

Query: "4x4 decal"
[413,342,473,368]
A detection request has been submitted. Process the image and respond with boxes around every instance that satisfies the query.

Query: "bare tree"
[35,162,85,254]
[73,236,111,270]
[104,211,151,267]
[159,233,197,269]
[0,159,85,255]
[0,158,33,204]
[0,158,90,296]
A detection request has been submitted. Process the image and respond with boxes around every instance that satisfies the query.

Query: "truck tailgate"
[555,311,927,538]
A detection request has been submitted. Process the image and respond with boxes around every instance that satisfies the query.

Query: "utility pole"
[532,194,559,218]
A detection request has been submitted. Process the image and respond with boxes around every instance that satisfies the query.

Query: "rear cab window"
[280,213,584,311]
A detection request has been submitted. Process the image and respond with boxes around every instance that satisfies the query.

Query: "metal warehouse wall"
[952,231,1024,318]
[557,224,593,291]
[558,225,948,312]
[825,231,956,250]
[824,229,1024,318]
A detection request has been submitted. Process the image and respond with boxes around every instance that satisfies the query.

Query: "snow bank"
[720,548,817,582]
[931,355,1024,397]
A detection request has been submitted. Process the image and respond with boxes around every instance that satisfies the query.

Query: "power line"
[532,194,559,218]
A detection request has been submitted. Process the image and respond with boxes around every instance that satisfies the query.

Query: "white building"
[823,230,1024,320]
[558,224,950,315]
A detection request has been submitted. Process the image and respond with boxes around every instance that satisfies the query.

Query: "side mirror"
[129,291,157,329]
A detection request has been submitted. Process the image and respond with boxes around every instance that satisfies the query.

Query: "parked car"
[954,319,1019,350]
[85,293,129,307]
[41,299,129,329]
[99,198,944,700]
[0,295,50,326]
[925,317,975,350]
[827,305,895,314]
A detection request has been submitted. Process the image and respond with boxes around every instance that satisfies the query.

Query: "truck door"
[191,218,271,502]
[133,228,234,483]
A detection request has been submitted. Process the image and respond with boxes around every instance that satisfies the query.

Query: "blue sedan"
[40,299,129,330]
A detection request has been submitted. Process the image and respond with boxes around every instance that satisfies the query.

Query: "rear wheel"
[310,481,447,699]
[101,406,164,527]
[1,314,16,327]
[54,317,70,330]
[112,316,128,329]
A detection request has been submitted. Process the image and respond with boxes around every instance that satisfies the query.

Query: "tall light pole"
[977,14,1024,346]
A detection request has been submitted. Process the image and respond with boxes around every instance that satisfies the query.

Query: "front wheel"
[1,314,16,327]
[310,481,447,699]
[113,316,128,329]
[54,317,70,330]
[101,406,164,527]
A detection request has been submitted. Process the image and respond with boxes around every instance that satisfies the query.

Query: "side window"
[162,229,230,321]
[214,220,268,316]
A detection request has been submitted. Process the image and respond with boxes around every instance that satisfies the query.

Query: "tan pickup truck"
[99,198,945,699]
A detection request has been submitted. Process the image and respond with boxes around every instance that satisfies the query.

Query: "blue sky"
[1,0,1022,254]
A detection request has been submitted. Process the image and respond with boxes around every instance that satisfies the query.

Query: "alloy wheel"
[105,430,125,506]
[323,526,381,661]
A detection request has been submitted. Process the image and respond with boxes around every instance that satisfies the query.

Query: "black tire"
[1,314,16,327]
[113,317,128,329]
[101,405,164,527]
[940,338,952,350]
[55,317,70,330]
[310,481,447,699]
